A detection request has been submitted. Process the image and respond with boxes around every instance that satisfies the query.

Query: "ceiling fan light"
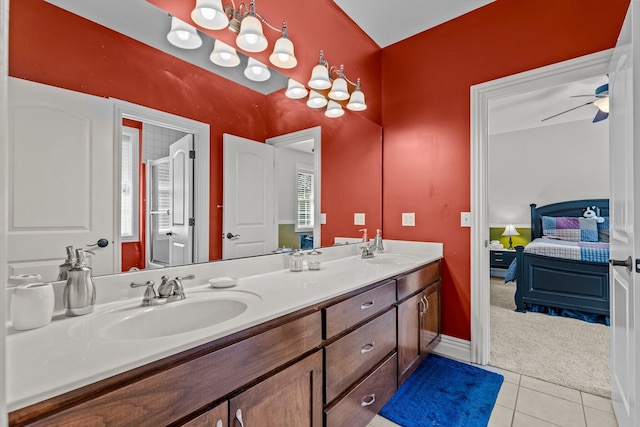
[285,79,308,99]
[328,77,349,101]
[210,39,240,67]
[325,100,344,118]
[594,97,609,113]
[244,57,270,82]
[307,90,328,108]
[236,15,268,52]
[191,0,229,30]
[346,89,367,111]
[167,17,203,49]
[269,37,297,69]
[308,64,331,90]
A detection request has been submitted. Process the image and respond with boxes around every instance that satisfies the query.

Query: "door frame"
[267,126,322,249]
[1,0,8,423]
[113,99,210,271]
[469,49,612,364]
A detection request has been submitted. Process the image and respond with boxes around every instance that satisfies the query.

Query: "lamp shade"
[502,224,520,237]
[308,64,331,90]
[328,77,349,101]
[346,89,367,111]
[191,0,229,30]
[167,17,203,49]
[306,90,328,108]
[210,40,240,67]
[269,37,297,69]
[285,79,308,99]
[236,15,268,52]
[244,57,270,82]
[325,100,344,118]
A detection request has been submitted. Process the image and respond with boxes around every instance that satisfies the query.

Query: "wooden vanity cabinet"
[182,401,228,427]
[397,262,442,385]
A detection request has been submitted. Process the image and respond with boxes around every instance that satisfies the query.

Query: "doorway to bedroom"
[472,49,612,397]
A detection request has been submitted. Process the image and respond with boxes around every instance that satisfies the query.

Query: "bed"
[508,199,610,324]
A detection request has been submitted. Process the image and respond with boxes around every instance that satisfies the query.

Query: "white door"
[169,134,194,266]
[609,3,639,427]
[7,78,115,281]
[223,134,275,259]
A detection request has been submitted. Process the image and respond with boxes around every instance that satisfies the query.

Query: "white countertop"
[6,240,442,412]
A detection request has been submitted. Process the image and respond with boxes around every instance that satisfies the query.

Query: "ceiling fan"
[541,82,609,123]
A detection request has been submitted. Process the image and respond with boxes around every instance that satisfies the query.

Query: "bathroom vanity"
[6,241,442,427]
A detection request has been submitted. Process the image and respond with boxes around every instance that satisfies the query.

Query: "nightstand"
[490,249,516,277]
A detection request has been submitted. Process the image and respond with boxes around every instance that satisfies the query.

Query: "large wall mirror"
[6,0,383,281]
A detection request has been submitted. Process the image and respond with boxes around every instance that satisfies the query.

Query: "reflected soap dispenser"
[57,245,77,281]
[64,248,96,316]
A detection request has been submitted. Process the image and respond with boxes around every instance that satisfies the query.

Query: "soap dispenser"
[57,245,77,281]
[63,248,96,316]
[372,229,384,253]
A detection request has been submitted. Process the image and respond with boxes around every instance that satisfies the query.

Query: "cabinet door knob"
[361,393,376,407]
[360,342,375,354]
[235,408,245,427]
[360,300,375,310]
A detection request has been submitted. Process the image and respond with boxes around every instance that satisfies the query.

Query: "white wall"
[276,148,314,223]
[489,118,608,227]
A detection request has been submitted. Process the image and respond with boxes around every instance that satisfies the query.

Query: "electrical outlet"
[402,213,415,226]
[320,213,327,224]
[461,212,471,227]
[354,213,365,225]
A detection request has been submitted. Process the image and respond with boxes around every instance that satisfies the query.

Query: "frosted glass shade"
[269,37,297,69]
[285,79,308,99]
[328,77,349,101]
[308,64,331,90]
[191,0,229,30]
[236,15,268,52]
[325,100,344,118]
[210,40,240,67]
[346,89,367,111]
[167,17,202,49]
[306,91,328,108]
[244,57,271,82]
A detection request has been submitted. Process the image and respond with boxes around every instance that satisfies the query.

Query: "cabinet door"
[229,351,323,427]
[397,292,422,384]
[182,401,228,427]
[421,283,441,353]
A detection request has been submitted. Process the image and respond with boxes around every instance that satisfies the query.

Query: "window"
[296,165,314,232]
[121,126,140,241]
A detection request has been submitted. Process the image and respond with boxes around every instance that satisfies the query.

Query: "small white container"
[11,282,55,331]
[209,277,239,288]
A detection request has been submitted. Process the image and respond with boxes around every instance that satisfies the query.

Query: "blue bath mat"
[379,354,504,427]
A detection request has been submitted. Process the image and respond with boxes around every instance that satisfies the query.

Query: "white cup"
[11,282,55,330]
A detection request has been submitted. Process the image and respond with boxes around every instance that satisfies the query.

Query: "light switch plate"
[461,212,471,227]
[402,213,415,226]
[320,213,327,224]
[354,213,365,225]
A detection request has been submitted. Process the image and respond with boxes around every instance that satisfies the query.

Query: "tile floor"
[367,368,618,427]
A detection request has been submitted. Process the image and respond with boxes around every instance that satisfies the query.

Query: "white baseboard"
[433,335,472,363]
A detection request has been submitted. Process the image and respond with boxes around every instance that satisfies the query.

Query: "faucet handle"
[176,274,195,281]
[130,280,157,306]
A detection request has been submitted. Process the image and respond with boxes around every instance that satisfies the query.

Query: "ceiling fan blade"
[541,101,594,122]
[570,95,597,98]
[592,109,609,123]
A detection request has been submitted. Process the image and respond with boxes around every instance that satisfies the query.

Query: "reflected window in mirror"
[121,126,140,242]
[295,164,314,233]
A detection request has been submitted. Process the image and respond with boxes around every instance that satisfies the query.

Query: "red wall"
[9,0,382,260]
[381,0,629,340]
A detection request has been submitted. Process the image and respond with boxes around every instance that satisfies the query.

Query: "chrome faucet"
[130,274,195,306]
[361,245,375,259]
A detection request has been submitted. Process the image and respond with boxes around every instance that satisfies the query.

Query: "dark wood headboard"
[530,199,609,240]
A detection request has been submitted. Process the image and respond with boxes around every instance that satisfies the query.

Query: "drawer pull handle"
[424,296,430,312]
[361,393,376,407]
[235,408,245,427]
[360,301,375,310]
[360,342,375,353]
[216,421,223,427]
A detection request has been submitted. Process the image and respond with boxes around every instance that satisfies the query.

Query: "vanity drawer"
[324,280,396,339]
[325,308,396,404]
[397,261,440,300]
[324,353,397,427]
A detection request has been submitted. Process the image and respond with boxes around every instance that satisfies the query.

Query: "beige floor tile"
[581,392,614,413]
[584,407,619,427]
[512,411,560,427]
[501,369,522,385]
[496,381,519,409]
[489,403,514,427]
[369,415,401,427]
[520,376,582,404]
[516,387,586,427]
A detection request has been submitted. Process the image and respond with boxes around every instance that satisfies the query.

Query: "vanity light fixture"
[210,39,241,67]
[187,0,298,69]
[167,17,203,49]
[285,79,308,99]
[244,57,271,82]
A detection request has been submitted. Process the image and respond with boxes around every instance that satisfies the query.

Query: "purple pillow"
[541,216,598,242]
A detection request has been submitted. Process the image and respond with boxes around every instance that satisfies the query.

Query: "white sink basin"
[365,253,421,265]
[70,290,262,341]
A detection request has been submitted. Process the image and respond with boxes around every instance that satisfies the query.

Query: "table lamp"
[502,224,519,250]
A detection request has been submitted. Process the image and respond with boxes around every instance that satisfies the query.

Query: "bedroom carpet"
[490,277,610,398]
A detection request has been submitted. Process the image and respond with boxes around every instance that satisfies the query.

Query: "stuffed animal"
[583,206,605,223]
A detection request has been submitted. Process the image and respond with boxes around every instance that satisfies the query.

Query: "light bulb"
[220,51,231,60]
[200,8,217,20]
[176,30,190,41]
[251,66,262,75]
[244,34,259,45]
